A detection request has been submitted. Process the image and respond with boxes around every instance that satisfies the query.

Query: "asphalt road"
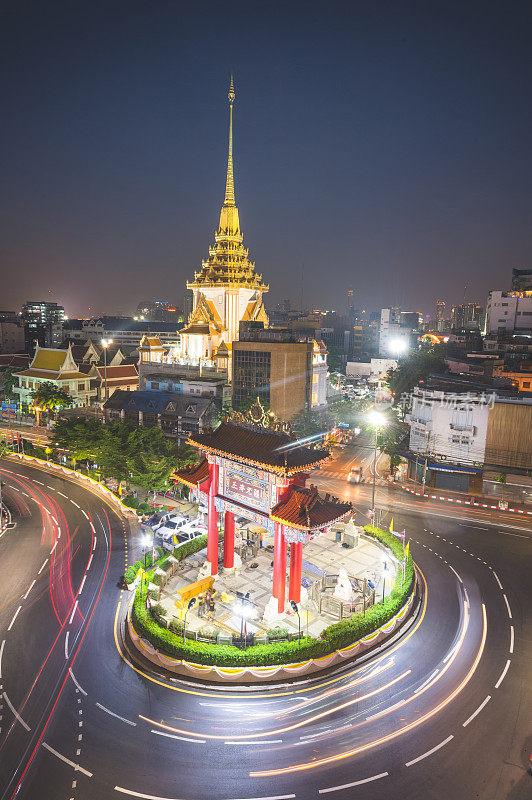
[0,452,530,800]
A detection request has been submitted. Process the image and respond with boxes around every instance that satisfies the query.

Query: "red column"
[223,510,235,569]
[288,541,303,604]
[273,523,286,613]
[207,462,219,575]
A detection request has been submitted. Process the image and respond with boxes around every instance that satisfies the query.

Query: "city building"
[103,389,216,444]
[450,302,483,331]
[484,290,532,335]
[144,372,229,407]
[0,319,25,354]
[21,301,65,350]
[379,308,416,357]
[511,267,532,291]
[231,323,323,420]
[135,300,183,322]
[89,363,139,403]
[13,345,97,408]
[179,78,268,371]
[346,357,398,381]
[63,317,182,350]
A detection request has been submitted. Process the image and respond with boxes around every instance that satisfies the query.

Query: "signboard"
[1,401,17,419]
[223,467,271,514]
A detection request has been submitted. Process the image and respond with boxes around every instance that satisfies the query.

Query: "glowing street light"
[390,338,409,356]
[101,338,113,405]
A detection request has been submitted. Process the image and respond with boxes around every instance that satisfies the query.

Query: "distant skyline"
[2,1,531,319]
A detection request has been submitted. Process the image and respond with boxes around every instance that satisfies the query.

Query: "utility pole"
[421,429,430,495]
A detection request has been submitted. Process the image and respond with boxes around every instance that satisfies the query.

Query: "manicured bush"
[268,626,289,641]
[123,495,139,509]
[124,565,137,584]
[138,502,151,514]
[130,525,416,667]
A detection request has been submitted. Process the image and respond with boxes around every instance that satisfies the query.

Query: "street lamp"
[142,534,153,569]
[382,560,388,603]
[367,411,387,516]
[183,597,196,640]
[290,600,301,644]
[101,338,113,407]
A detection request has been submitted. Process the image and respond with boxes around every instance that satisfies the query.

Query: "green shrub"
[133,560,142,573]
[123,495,139,509]
[268,626,289,641]
[124,565,137,584]
[138,502,151,513]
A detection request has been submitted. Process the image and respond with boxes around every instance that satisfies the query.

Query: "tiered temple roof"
[270,486,351,531]
[173,457,210,488]
[186,77,268,294]
[187,421,330,475]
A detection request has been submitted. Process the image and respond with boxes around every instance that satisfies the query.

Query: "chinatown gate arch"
[174,421,351,612]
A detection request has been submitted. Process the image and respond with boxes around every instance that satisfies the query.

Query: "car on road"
[347,467,363,484]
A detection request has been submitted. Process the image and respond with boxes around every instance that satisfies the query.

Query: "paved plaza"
[155,523,398,640]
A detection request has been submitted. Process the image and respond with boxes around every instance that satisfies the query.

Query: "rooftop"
[270,485,351,531]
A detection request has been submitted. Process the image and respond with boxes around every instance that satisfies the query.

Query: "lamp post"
[183,597,196,640]
[101,338,113,408]
[382,561,388,603]
[290,600,301,644]
[367,411,387,516]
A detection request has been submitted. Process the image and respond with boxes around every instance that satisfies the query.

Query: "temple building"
[179,77,269,374]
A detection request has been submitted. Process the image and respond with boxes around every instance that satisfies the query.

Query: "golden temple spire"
[224,75,236,207]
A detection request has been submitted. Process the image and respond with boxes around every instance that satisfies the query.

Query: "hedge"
[130,525,416,667]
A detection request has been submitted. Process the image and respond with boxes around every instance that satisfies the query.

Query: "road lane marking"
[69,669,87,696]
[405,735,454,766]
[448,565,463,583]
[96,702,136,726]
[414,669,439,694]
[502,594,512,619]
[42,742,93,776]
[365,700,405,721]
[78,575,87,595]
[3,692,30,730]
[495,660,511,689]
[0,640,4,679]
[7,605,22,631]
[319,772,389,793]
[22,580,36,600]
[510,625,514,654]
[38,558,49,575]
[71,500,80,508]
[463,695,491,727]
[150,729,205,743]
[69,601,79,625]
[116,790,296,800]
[57,491,67,498]
[50,541,57,555]
[491,570,503,589]
[65,631,70,660]
[82,510,89,519]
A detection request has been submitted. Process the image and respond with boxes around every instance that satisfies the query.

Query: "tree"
[31,382,72,418]
[495,472,507,501]
[1,368,17,399]
[386,346,448,403]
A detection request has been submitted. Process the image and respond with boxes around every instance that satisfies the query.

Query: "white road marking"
[69,668,87,696]
[69,601,79,625]
[65,631,70,660]
[50,541,58,555]
[7,606,22,632]
[78,575,87,595]
[86,554,93,571]
[42,742,93,776]
[414,668,439,694]
[93,537,97,550]
[0,640,4,680]
[38,558,49,575]
[510,625,514,654]
[71,500,80,508]
[495,660,511,689]
[33,479,44,485]
[57,491,67,498]
[448,564,463,583]
[22,580,36,600]
[82,510,89,519]
[463,695,491,727]
[319,772,389,793]
[150,729,205,743]
[405,735,454,766]
[491,570,503,589]
[3,692,30,731]
[503,594,512,619]
[365,700,405,721]
[96,702,136,726]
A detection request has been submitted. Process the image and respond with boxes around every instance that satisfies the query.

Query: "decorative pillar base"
[223,510,235,569]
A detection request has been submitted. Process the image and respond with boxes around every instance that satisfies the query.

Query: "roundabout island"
[125,419,416,681]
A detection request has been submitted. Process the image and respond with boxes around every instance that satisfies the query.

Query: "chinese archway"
[173,422,351,612]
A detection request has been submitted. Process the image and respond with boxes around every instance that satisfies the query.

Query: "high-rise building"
[179,78,269,372]
[484,290,532,334]
[451,302,483,331]
[21,300,65,351]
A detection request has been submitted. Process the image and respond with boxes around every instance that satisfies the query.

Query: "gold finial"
[224,75,236,206]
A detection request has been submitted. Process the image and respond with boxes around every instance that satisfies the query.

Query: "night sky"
[2,0,532,318]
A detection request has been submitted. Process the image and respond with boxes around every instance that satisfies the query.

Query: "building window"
[232,350,272,409]
[78,382,85,391]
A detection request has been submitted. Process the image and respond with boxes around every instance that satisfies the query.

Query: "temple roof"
[173,457,210,488]
[187,79,268,294]
[187,421,330,475]
[270,486,351,531]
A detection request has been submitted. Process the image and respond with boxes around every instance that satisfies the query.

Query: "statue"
[334,568,354,603]
[263,595,284,626]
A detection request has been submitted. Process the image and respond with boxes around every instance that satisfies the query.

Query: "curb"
[397,482,532,517]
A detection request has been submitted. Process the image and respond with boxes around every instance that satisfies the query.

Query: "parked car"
[162,527,205,551]
[347,467,363,484]
[155,517,190,539]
